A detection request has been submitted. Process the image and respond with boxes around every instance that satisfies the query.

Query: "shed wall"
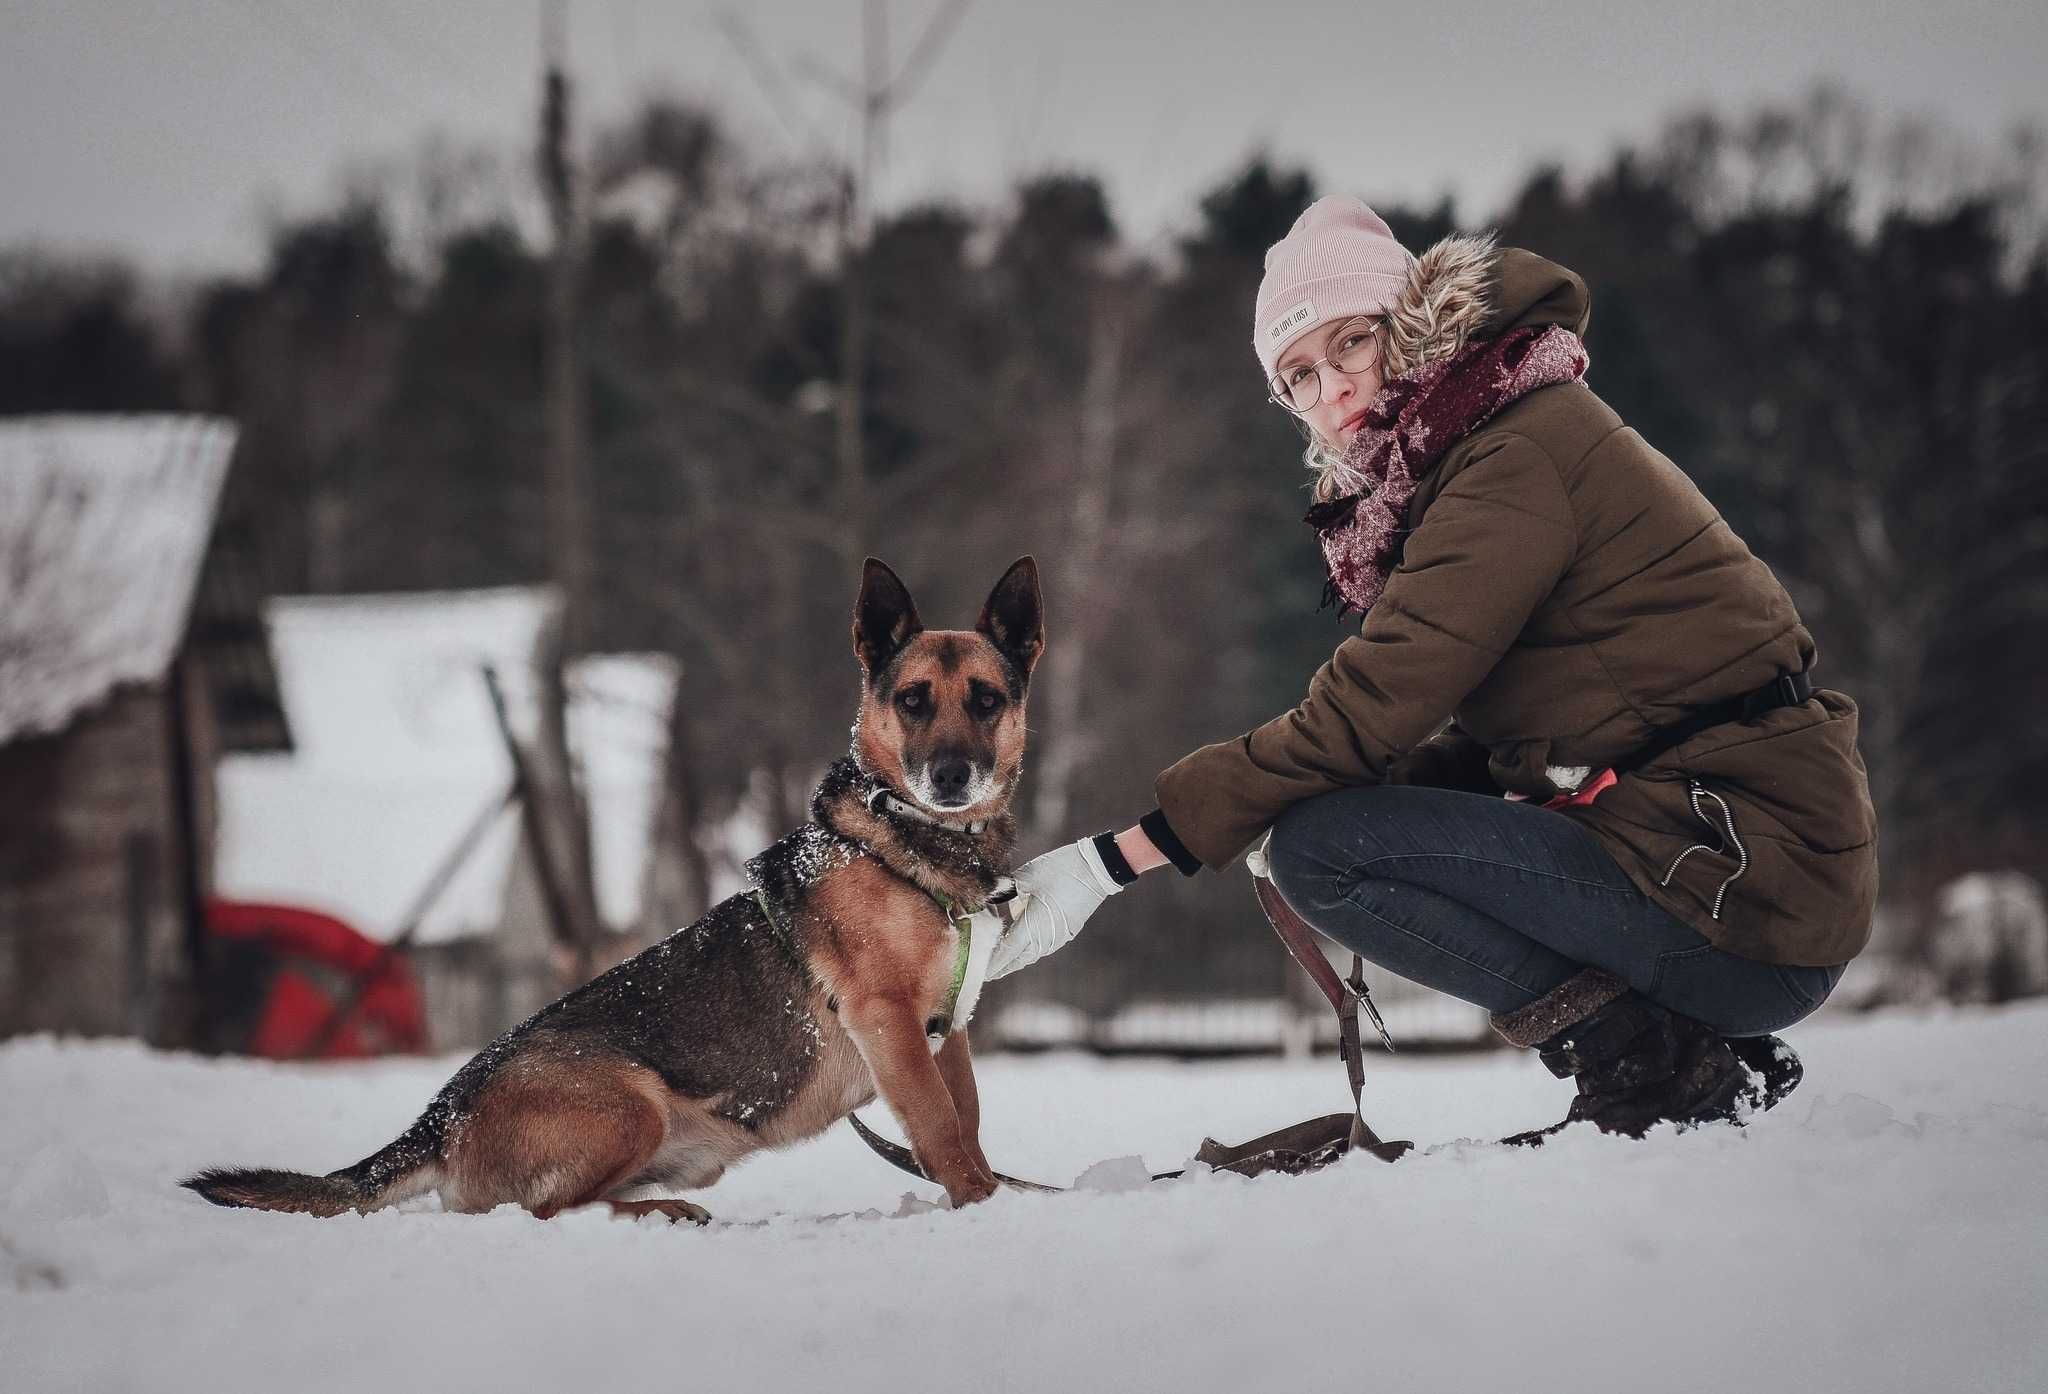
[0,686,188,1039]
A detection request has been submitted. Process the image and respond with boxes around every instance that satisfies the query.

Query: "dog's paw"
[944,1169,1000,1208]
[609,1198,712,1225]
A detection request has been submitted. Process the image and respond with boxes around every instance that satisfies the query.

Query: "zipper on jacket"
[1658,778,1750,921]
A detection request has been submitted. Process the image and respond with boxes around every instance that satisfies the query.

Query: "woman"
[988,196,1877,1141]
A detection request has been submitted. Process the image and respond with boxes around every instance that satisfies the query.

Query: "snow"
[4,1005,2046,1393]
[0,415,235,744]
[215,592,679,940]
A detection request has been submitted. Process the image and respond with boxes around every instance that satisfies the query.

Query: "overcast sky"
[4,0,2044,276]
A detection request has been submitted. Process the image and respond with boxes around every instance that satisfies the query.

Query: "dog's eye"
[975,691,1002,714]
[897,689,924,713]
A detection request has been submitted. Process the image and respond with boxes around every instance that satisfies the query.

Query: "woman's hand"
[984,834,1133,980]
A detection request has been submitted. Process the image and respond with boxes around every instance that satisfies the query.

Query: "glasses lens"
[1331,321,1381,374]
[1269,369,1316,414]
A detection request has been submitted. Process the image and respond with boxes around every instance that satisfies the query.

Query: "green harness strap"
[928,892,975,1035]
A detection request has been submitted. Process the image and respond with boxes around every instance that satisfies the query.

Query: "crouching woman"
[992,197,1877,1141]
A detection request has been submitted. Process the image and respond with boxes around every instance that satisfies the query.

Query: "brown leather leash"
[1248,874,1413,1165]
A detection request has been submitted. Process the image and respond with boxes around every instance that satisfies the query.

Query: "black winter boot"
[1491,970,1759,1145]
[1726,1033,1802,1112]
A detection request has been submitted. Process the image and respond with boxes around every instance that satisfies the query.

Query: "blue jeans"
[1264,785,1844,1038]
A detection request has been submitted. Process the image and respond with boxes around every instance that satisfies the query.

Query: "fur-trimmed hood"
[1378,234,1592,378]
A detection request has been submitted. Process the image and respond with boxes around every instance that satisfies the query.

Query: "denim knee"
[1266,792,1362,909]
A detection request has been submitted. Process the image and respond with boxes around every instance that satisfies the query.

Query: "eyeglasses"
[1266,317,1384,414]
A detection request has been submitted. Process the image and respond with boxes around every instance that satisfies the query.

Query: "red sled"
[206,898,428,1059]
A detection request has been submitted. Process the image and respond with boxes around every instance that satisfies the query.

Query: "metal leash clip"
[1348,964,1397,1054]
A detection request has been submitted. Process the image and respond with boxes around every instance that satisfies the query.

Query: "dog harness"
[924,888,1010,1046]
[749,878,1012,1051]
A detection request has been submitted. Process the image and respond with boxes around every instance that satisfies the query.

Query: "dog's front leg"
[933,1028,994,1180]
[844,998,999,1207]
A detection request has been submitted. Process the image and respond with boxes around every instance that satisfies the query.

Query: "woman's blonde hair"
[1300,425,1351,504]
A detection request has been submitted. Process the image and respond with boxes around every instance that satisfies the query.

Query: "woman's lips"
[1339,409,1370,436]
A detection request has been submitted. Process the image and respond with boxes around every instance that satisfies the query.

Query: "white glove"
[1244,830,1274,880]
[985,836,1128,980]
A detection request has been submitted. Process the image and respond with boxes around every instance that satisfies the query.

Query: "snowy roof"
[215,589,679,943]
[0,415,237,745]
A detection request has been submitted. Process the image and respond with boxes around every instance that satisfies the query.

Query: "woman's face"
[1269,315,1386,450]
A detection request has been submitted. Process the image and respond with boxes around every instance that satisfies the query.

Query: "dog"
[183,556,1043,1222]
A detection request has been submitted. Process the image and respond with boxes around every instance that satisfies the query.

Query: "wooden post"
[482,665,590,981]
[535,643,601,969]
[122,830,158,1038]
[163,653,213,1051]
[538,7,593,657]
[664,693,713,923]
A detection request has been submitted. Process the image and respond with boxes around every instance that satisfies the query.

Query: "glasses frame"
[1266,316,1385,415]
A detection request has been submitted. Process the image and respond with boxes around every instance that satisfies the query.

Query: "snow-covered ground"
[5,1005,2045,1394]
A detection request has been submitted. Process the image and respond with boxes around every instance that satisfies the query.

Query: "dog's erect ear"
[976,556,1043,676]
[854,557,924,675]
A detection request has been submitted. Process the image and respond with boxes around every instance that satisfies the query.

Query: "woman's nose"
[1323,363,1356,404]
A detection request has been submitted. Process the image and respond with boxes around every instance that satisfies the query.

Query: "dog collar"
[866,786,987,837]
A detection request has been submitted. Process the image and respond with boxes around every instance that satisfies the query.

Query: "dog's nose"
[930,759,973,800]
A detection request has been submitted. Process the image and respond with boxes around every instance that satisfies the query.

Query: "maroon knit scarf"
[1306,324,1590,616]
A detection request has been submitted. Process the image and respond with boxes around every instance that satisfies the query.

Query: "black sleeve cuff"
[1088,831,1140,887]
[1138,808,1203,877]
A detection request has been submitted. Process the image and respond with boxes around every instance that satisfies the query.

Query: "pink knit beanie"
[1253,196,1414,382]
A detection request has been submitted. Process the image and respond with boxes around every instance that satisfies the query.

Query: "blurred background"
[3,0,2045,1061]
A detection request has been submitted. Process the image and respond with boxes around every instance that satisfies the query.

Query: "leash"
[846,1112,1082,1194]
[1247,872,1412,1165]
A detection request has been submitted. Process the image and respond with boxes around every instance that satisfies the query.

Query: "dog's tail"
[181,1117,443,1217]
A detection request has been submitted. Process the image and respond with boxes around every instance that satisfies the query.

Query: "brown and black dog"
[183,557,1042,1222]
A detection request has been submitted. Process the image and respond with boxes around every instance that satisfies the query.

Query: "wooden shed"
[0,415,290,1047]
